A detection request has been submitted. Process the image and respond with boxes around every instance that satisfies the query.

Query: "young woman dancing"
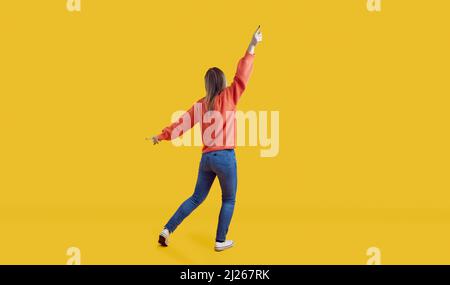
[148,26,262,251]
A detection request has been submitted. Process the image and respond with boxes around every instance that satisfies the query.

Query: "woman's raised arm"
[224,26,263,105]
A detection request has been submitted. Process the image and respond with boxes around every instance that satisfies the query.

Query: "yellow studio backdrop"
[0,0,449,264]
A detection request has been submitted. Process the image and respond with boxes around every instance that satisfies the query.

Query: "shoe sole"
[158,235,168,247]
[215,243,234,252]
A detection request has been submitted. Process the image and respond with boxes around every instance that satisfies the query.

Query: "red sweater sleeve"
[157,102,201,141]
[223,51,255,105]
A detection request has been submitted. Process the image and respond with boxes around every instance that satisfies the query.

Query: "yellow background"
[1,0,449,264]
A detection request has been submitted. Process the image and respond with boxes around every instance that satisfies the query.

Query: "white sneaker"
[158,229,170,246]
[215,240,234,252]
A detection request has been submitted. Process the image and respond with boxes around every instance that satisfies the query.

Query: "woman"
[149,26,262,252]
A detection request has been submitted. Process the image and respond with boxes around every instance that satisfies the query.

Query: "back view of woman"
[148,26,262,251]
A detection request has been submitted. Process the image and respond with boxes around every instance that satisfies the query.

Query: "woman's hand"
[248,25,262,54]
[251,25,263,46]
[145,136,160,145]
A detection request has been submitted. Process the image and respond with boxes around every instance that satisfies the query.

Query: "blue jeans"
[165,149,237,242]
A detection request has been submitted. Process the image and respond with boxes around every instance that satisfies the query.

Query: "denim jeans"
[165,149,237,242]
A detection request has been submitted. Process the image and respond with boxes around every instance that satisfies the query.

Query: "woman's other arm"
[147,102,202,145]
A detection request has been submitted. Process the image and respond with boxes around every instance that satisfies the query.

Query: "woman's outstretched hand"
[248,25,263,55]
[145,136,160,145]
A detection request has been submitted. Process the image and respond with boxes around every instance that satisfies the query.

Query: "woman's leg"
[211,151,237,242]
[164,157,216,233]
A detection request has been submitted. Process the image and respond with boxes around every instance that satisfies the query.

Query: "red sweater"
[157,51,255,153]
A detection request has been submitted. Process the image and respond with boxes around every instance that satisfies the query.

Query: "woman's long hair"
[204,67,226,111]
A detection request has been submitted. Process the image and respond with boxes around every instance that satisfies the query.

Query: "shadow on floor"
[155,243,192,264]
[188,231,214,250]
